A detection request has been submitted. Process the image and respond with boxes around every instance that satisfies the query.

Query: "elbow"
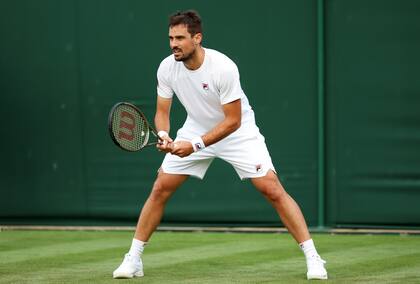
[234,119,241,131]
[229,119,241,133]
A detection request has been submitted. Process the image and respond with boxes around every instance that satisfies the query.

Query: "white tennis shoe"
[113,253,144,279]
[306,255,328,280]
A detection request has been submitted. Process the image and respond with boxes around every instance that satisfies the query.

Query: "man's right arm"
[155,95,173,152]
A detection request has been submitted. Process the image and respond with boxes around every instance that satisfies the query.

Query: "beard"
[173,47,196,62]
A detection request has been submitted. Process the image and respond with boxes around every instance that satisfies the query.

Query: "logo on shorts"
[202,83,209,90]
[256,164,262,172]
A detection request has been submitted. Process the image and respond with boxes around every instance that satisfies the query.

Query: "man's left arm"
[170,99,241,157]
[202,99,241,145]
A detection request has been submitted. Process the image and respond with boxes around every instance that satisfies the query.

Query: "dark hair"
[169,10,202,36]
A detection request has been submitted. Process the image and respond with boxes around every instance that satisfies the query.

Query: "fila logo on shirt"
[202,82,209,91]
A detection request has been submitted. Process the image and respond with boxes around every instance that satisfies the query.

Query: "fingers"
[156,140,192,157]
[168,141,193,158]
[156,131,173,153]
[158,138,173,145]
[158,132,173,142]
[156,138,173,153]
[157,146,172,153]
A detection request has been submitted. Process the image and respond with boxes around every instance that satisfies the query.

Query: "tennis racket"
[108,102,160,152]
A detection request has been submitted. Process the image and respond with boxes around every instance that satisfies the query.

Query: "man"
[113,10,328,280]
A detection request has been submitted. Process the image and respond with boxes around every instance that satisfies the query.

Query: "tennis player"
[113,10,328,280]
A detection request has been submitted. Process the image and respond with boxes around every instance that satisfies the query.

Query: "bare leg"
[134,171,189,241]
[113,172,188,278]
[251,170,310,243]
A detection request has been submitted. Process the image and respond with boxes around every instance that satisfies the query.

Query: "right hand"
[156,131,173,153]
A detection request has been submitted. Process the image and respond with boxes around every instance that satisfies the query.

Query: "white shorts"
[161,125,276,180]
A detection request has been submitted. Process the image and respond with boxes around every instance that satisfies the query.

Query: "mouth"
[172,49,182,55]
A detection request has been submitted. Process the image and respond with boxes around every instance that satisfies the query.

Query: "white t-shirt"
[157,48,256,135]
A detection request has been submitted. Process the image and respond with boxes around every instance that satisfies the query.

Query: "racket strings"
[112,104,149,151]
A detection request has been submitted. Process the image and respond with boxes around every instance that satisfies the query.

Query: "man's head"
[168,10,203,62]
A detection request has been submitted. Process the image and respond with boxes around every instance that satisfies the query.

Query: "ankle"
[128,238,147,257]
[299,239,319,259]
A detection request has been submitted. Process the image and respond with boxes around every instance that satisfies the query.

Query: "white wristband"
[157,130,168,139]
[191,136,205,152]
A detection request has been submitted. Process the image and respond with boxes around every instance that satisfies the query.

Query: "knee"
[258,182,288,203]
[149,180,173,203]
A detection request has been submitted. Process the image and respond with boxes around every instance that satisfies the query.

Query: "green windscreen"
[1,0,419,228]
[325,0,420,226]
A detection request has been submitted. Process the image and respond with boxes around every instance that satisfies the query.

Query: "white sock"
[299,239,319,259]
[128,238,147,257]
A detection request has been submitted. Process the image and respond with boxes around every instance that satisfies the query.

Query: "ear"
[193,33,202,45]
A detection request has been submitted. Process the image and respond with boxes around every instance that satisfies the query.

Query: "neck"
[184,46,205,70]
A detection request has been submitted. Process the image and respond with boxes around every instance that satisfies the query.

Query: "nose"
[170,38,177,49]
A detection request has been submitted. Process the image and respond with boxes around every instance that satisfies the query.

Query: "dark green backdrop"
[1,0,419,227]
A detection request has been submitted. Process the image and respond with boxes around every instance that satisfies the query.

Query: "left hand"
[170,140,194,158]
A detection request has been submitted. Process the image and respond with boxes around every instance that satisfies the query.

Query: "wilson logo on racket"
[118,111,136,141]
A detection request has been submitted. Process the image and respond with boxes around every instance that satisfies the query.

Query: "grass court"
[1,230,420,283]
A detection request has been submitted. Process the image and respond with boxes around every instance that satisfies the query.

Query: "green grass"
[1,231,420,283]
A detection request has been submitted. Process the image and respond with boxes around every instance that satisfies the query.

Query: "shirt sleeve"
[156,62,174,99]
[218,65,243,105]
